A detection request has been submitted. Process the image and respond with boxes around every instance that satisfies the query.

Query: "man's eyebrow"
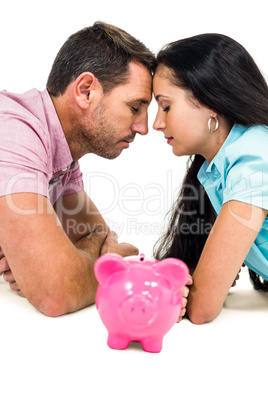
[127,98,151,105]
[140,99,151,105]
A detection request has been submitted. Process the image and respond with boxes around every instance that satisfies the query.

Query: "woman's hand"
[177,275,193,323]
[231,268,241,287]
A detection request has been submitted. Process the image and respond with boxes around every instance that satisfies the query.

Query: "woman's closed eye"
[160,100,170,112]
[163,105,170,112]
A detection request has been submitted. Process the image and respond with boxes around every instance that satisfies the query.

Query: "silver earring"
[208,116,219,133]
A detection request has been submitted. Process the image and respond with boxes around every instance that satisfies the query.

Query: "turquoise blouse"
[197,124,268,279]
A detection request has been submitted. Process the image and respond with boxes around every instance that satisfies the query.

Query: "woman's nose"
[153,113,165,131]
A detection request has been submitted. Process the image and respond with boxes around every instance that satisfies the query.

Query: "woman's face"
[153,66,215,160]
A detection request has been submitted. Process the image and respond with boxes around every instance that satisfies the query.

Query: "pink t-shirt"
[0,89,84,205]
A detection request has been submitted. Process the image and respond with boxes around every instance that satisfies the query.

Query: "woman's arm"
[187,200,267,324]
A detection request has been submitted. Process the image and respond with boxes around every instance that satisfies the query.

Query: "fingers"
[186,275,193,286]
[3,269,22,292]
[0,256,10,275]
[3,269,15,283]
[177,307,186,323]
[181,294,188,308]
[1,265,23,295]
[0,258,22,294]
[119,243,139,257]
[10,281,20,291]
[177,276,193,323]
[181,276,193,298]
[106,231,118,241]
[231,269,241,287]
[181,286,189,299]
[0,249,25,297]
[101,231,139,257]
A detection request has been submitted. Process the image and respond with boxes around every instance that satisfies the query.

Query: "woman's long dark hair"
[153,33,268,291]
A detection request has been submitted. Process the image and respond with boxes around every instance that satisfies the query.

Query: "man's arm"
[53,190,110,256]
[0,192,137,316]
[53,190,139,257]
[0,192,98,316]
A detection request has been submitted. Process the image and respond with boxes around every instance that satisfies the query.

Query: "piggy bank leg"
[107,333,130,350]
[141,337,163,353]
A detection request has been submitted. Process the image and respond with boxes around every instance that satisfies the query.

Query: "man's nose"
[132,120,149,136]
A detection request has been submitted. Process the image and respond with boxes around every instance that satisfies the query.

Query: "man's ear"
[72,72,103,109]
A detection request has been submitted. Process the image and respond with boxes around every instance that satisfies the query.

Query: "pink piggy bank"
[94,253,189,353]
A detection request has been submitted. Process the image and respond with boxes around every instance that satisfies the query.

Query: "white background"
[1,1,268,401]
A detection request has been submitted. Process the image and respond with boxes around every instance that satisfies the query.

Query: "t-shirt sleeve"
[0,113,50,198]
[223,128,268,210]
[61,162,84,197]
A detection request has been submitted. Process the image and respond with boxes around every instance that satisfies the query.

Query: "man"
[0,22,155,316]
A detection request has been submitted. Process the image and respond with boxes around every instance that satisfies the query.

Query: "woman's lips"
[165,136,173,144]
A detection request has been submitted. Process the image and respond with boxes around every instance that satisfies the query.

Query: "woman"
[153,33,268,324]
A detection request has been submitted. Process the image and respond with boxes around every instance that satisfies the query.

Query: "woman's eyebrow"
[155,95,170,102]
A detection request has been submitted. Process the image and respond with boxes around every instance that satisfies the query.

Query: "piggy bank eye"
[143,281,161,299]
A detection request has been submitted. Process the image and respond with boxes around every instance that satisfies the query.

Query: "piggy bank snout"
[120,295,157,327]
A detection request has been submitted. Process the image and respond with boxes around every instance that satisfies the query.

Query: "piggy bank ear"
[155,258,189,290]
[94,253,127,286]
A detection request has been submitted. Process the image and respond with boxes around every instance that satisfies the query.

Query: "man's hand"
[0,250,25,297]
[177,275,193,323]
[100,231,139,258]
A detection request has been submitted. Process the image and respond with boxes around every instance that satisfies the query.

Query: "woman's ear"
[72,72,103,109]
[210,111,218,119]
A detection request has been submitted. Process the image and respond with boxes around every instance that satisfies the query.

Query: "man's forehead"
[128,60,152,82]
[127,64,153,103]
[107,61,152,104]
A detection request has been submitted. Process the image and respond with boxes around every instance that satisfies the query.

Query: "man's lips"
[118,134,136,149]
[121,134,136,144]
[123,139,134,143]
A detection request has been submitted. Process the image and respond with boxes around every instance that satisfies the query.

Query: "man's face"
[77,61,152,159]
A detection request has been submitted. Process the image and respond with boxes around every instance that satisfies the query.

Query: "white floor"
[1,266,268,402]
